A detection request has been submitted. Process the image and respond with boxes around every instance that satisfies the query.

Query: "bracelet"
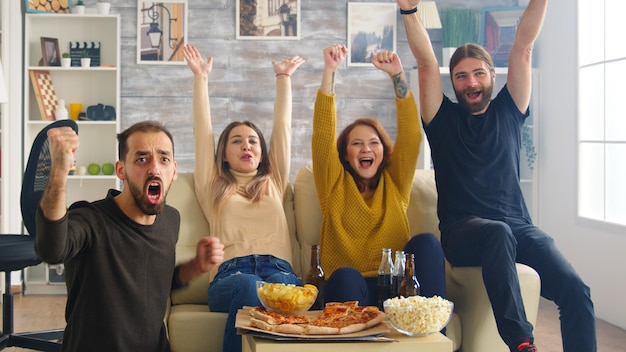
[276,73,291,78]
[400,7,418,15]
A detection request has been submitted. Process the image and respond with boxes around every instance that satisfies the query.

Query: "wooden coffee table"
[242,329,453,352]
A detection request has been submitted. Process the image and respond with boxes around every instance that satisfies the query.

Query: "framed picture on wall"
[479,6,525,67]
[40,37,61,67]
[347,2,397,67]
[137,0,188,65]
[236,0,300,40]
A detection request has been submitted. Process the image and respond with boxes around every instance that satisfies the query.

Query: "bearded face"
[126,176,170,215]
[450,58,496,115]
[454,81,494,114]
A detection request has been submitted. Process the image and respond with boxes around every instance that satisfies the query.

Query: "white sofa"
[165,168,541,352]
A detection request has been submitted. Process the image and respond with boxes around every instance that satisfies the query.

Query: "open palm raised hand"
[272,56,306,76]
[182,44,213,76]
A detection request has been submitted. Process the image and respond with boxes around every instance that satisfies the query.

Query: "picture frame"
[236,0,300,40]
[137,0,188,65]
[479,6,526,67]
[40,37,61,67]
[25,0,71,14]
[347,2,397,67]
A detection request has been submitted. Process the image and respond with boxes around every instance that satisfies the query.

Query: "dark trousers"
[324,233,447,305]
[441,216,597,352]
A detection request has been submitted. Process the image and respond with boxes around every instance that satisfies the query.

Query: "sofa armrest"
[446,263,541,352]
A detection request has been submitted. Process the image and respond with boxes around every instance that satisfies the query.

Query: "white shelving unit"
[23,13,121,293]
[410,67,540,222]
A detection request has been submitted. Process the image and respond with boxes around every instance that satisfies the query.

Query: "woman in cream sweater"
[183,45,304,352]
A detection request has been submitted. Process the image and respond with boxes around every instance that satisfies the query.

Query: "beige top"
[192,74,293,282]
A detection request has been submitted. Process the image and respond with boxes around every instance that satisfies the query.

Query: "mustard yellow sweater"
[312,90,422,278]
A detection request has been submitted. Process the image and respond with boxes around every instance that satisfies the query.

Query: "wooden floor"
[1,294,625,351]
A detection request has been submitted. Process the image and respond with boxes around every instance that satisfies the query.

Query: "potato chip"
[256,281,318,314]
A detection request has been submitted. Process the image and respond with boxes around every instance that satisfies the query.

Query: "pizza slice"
[246,303,385,336]
[249,306,310,325]
[306,302,386,335]
[249,317,308,335]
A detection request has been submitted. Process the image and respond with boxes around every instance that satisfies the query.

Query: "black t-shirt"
[424,86,531,228]
[36,189,180,352]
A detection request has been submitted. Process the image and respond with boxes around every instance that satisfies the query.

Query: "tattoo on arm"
[392,73,408,98]
[330,72,336,95]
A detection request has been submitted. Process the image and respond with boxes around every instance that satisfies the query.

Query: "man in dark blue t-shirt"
[397,0,596,351]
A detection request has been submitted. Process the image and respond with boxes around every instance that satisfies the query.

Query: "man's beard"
[128,177,166,215]
[455,83,494,114]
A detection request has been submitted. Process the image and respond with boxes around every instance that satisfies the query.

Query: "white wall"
[536,0,626,329]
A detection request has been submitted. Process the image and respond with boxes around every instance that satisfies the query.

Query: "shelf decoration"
[29,70,58,121]
[69,42,101,67]
[25,0,71,14]
[441,8,479,67]
[40,37,61,67]
[522,125,537,171]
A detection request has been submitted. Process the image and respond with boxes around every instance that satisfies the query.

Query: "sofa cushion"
[293,166,323,277]
[168,306,226,352]
[167,173,212,305]
[406,169,441,239]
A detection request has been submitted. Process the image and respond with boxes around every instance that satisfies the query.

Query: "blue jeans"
[207,255,300,352]
[441,216,596,352]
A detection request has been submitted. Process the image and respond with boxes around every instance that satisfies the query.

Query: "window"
[578,0,626,226]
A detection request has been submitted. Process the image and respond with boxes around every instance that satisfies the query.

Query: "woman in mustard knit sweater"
[183,45,305,352]
[312,44,446,307]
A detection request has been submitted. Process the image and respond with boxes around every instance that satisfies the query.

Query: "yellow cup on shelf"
[69,103,82,121]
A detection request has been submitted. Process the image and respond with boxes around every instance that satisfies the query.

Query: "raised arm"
[319,44,347,96]
[371,50,409,99]
[40,127,79,221]
[269,55,305,190]
[312,45,347,199]
[507,0,547,113]
[372,51,421,185]
[397,0,442,125]
[183,45,215,212]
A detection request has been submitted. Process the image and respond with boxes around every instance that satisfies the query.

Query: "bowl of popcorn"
[256,281,318,315]
[383,295,453,336]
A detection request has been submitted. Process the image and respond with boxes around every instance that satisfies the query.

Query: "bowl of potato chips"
[256,281,318,315]
[383,295,453,336]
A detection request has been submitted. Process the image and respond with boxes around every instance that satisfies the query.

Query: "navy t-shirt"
[424,85,531,228]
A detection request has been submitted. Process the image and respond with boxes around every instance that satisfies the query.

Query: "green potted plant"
[74,0,85,15]
[61,52,71,68]
[80,49,91,68]
[440,8,479,67]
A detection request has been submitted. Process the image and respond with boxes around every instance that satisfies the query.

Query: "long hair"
[210,121,273,214]
[336,118,393,192]
[449,43,495,77]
